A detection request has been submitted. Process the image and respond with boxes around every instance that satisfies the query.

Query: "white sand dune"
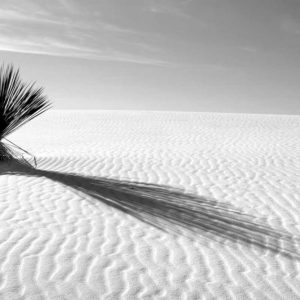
[0,110,300,299]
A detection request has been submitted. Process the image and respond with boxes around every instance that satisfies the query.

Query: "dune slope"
[0,110,300,299]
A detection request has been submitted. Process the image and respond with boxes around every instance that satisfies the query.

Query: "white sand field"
[0,110,300,299]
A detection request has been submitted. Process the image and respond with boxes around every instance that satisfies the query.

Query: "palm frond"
[0,63,51,167]
[0,64,51,139]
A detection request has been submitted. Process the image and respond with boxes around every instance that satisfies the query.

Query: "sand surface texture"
[0,110,300,299]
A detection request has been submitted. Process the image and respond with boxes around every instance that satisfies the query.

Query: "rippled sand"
[0,110,299,299]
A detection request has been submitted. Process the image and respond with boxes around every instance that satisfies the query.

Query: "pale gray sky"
[1,0,300,114]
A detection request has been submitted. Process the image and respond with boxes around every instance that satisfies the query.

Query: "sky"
[0,0,300,114]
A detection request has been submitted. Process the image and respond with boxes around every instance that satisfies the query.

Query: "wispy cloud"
[238,46,258,53]
[0,33,169,66]
[56,0,80,13]
[0,0,171,65]
[281,15,300,35]
[0,7,62,25]
[146,0,194,19]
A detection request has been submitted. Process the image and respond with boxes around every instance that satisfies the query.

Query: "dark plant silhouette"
[1,159,299,260]
[0,64,50,166]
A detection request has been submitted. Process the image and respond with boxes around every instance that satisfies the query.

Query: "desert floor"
[0,110,300,299]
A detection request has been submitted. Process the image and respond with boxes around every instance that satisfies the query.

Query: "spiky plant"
[0,64,51,167]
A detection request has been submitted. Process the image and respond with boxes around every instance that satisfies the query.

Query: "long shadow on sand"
[1,159,299,260]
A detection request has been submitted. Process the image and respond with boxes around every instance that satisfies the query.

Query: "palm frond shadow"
[1,159,300,260]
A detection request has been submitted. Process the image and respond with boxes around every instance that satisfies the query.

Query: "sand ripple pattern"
[0,111,299,299]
